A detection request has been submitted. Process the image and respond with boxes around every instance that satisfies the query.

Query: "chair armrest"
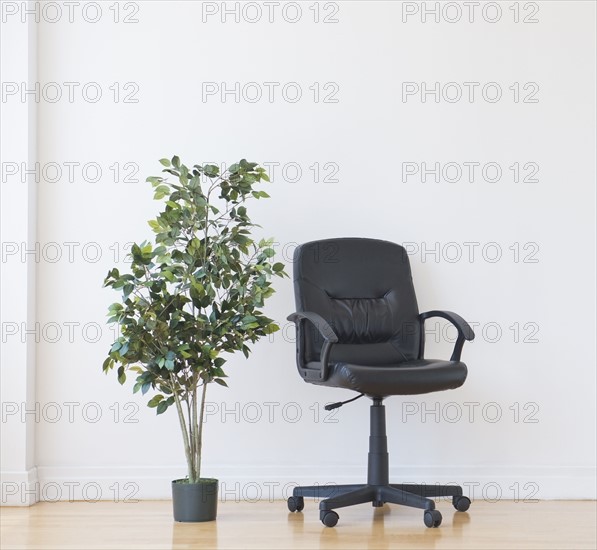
[287,311,338,380]
[419,310,475,362]
[287,312,339,342]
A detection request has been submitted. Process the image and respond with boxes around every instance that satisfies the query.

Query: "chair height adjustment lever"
[324,393,364,411]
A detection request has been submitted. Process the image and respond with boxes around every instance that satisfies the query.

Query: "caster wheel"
[287,496,304,512]
[321,510,339,527]
[424,509,442,528]
[453,496,471,512]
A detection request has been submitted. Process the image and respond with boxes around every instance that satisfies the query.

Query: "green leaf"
[154,184,170,200]
[147,394,164,408]
[102,357,113,372]
[264,323,280,334]
[214,378,228,387]
[117,366,126,385]
[233,234,251,246]
[159,158,171,167]
[203,164,219,177]
[171,156,180,168]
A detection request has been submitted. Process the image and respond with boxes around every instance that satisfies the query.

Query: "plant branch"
[196,381,208,480]
[170,373,195,482]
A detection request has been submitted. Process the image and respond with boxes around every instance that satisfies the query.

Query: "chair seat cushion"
[306,359,468,396]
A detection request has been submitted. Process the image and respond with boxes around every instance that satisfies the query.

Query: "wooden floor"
[1,500,595,549]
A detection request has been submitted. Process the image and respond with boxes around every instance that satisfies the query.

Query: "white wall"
[1,1,595,504]
[0,8,38,505]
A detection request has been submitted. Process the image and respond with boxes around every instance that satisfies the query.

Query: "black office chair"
[286,238,475,528]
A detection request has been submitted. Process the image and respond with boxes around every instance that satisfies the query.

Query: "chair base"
[293,482,465,511]
[290,481,471,528]
[288,398,472,527]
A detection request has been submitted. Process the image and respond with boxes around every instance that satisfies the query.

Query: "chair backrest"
[293,238,421,366]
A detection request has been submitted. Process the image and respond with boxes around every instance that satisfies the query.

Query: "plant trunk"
[192,384,198,480]
[186,395,195,477]
[194,382,208,481]
[171,375,195,483]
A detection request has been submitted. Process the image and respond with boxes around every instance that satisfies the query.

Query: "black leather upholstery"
[306,359,467,396]
[291,238,469,397]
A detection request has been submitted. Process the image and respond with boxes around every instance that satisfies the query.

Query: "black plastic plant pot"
[172,478,218,522]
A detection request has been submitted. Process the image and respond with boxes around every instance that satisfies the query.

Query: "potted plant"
[102,156,287,521]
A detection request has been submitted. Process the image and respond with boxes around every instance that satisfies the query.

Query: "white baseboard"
[1,468,39,506]
[1,465,588,504]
